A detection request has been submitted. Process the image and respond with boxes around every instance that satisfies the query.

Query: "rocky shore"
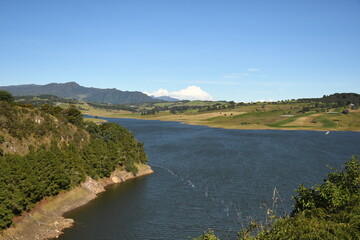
[0,164,153,240]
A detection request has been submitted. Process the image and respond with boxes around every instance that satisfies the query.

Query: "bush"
[193,230,220,240]
[0,90,14,102]
[62,105,84,127]
[125,163,138,175]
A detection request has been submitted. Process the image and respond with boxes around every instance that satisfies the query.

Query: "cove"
[58,119,360,240]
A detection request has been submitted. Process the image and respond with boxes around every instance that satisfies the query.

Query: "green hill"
[0,91,148,230]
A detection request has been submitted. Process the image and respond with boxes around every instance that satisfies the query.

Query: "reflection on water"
[59,119,360,240]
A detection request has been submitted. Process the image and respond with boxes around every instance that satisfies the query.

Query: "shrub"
[0,90,14,102]
[62,105,84,127]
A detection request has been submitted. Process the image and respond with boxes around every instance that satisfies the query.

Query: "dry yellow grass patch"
[140,111,246,122]
[83,109,132,117]
[190,122,268,130]
[84,117,108,124]
[70,103,134,118]
[282,114,322,127]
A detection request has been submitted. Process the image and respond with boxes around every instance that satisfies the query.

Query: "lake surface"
[59,119,360,240]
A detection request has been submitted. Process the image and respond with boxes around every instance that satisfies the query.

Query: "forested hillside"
[0,90,148,230]
[298,93,360,107]
[14,94,79,107]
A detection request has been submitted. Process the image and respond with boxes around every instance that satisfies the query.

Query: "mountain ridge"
[150,95,180,102]
[0,82,157,104]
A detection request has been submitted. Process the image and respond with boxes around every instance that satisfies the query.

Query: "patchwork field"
[77,102,360,131]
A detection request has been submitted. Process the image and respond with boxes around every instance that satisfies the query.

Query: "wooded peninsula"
[0,90,151,239]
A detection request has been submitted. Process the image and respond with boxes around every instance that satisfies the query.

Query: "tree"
[228,101,236,109]
[193,230,220,240]
[62,105,84,127]
[0,90,14,102]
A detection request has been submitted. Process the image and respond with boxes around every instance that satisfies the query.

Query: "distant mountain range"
[0,82,158,104]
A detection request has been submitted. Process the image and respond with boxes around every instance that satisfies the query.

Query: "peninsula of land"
[0,91,152,239]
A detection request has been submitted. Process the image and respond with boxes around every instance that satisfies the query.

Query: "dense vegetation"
[15,94,78,107]
[89,93,359,116]
[0,90,14,102]
[194,156,360,240]
[87,102,138,112]
[0,92,148,230]
[298,93,360,108]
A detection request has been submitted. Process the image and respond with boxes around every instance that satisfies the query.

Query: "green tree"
[62,105,84,127]
[0,90,14,102]
[193,230,220,240]
[228,101,236,109]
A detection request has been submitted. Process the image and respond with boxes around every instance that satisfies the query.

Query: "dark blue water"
[59,119,360,240]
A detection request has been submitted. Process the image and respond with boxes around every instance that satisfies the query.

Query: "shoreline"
[85,114,360,132]
[0,164,153,240]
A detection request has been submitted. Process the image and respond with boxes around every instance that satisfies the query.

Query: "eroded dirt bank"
[0,164,153,240]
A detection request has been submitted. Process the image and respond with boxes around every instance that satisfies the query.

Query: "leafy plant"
[0,90,14,102]
[193,230,220,240]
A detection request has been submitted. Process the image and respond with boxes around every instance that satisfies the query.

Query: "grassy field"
[84,117,108,124]
[76,101,360,131]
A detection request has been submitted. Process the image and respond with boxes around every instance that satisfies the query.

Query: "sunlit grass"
[77,102,360,131]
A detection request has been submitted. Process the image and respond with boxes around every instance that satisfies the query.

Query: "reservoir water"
[59,119,360,240]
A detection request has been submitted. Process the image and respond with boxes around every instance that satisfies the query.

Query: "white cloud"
[145,88,169,97]
[254,99,275,103]
[145,86,214,101]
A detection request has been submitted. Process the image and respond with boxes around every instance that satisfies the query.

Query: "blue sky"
[0,0,359,102]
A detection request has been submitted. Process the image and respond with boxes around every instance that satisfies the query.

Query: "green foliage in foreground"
[0,109,147,230]
[0,90,14,103]
[194,156,360,240]
[193,230,220,240]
